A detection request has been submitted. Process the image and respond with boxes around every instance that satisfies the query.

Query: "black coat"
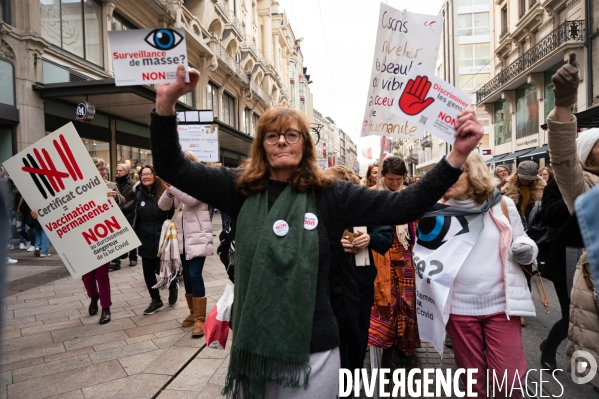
[539,178,574,281]
[134,185,172,259]
[346,226,394,292]
[115,175,136,222]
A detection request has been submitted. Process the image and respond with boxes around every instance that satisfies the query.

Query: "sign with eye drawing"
[108,28,189,86]
[413,207,485,356]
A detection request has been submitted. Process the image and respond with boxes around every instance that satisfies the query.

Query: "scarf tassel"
[222,348,312,399]
[152,258,182,290]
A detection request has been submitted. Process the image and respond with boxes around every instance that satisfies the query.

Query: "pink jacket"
[158,186,213,259]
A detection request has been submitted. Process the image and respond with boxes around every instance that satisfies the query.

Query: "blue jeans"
[34,226,49,254]
[181,253,206,297]
[16,217,33,244]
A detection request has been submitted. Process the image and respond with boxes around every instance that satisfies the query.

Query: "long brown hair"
[236,107,332,196]
[324,165,360,185]
[365,163,379,187]
[140,165,166,202]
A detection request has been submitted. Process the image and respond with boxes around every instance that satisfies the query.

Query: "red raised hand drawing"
[398,75,435,115]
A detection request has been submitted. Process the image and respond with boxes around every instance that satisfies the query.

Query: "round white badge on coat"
[303,213,318,230]
[140,201,145,207]
[273,220,289,237]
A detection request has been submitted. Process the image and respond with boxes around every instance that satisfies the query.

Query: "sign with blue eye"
[108,28,189,87]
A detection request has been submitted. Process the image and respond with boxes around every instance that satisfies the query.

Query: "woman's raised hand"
[447,108,484,169]
[155,65,201,116]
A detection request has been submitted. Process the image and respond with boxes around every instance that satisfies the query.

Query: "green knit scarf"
[223,185,320,399]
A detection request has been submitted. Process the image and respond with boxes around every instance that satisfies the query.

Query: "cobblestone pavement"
[1,213,598,398]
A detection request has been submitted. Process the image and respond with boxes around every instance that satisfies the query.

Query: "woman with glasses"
[134,165,179,315]
[149,65,483,398]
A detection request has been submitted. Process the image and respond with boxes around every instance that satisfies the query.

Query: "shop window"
[117,144,152,180]
[222,92,236,127]
[516,86,538,139]
[40,0,103,66]
[0,127,13,164]
[494,101,512,146]
[0,58,15,106]
[458,12,489,36]
[458,43,489,68]
[82,139,111,176]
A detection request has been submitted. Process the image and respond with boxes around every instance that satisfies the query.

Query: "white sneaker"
[6,257,18,264]
[40,253,51,258]
[6,244,14,250]
[19,243,26,250]
[27,245,35,252]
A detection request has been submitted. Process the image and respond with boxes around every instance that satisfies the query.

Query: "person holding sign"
[415,153,537,398]
[546,52,599,390]
[150,65,483,398]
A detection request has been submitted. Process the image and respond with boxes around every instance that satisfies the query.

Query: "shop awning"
[496,148,536,165]
[541,105,599,130]
[34,79,194,125]
[485,153,509,164]
[518,145,548,161]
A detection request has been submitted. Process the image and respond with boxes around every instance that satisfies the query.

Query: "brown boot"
[192,297,207,337]
[181,294,194,327]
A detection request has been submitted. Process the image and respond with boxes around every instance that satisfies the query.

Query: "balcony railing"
[499,27,508,39]
[241,35,267,67]
[476,20,585,104]
[212,42,248,83]
[250,80,274,107]
[215,1,229,21]
[226,11,243,37]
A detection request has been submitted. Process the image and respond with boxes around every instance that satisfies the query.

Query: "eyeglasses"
[264,130,302,145]
[140,173,153,178]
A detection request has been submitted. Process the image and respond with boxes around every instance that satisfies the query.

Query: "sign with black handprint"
[392,64,471,144]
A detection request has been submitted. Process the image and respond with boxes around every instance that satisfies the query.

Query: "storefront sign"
[108,28,189,86]
[3,123,141,278]
[178,124,219,162]
[517,138,538,147]
[317,159,328,170]
[361,4,443,139]
[392,65,471,145]
[76,102,95,122]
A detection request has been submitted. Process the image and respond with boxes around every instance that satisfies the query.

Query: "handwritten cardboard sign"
[3,123,141,278]
[361,4,443,139]
[178,124,219,162]
[108,28,189,86]
[391,65,471,144]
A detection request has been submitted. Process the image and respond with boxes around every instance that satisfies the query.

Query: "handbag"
[205,284,234,349]
[500,198,549,312]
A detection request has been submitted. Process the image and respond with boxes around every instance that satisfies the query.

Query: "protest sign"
[108,28,189,86]
[413,207,485,356]
[361,4,443,139]
[3,123,141,278]
[178,124,219,162]
[317,159,328,170]
[392,65,471,144]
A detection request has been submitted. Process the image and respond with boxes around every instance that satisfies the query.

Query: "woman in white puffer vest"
[158,151,213,337]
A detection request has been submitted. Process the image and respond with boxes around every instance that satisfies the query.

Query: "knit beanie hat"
[118,163,131,174]
[517,161,539,180]
[576,128,599,165]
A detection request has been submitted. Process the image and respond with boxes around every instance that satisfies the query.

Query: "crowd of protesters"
[2,53,599,398]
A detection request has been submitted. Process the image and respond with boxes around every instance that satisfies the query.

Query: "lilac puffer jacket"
[158,186,213,259]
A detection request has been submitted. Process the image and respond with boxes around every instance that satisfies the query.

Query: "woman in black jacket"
[134,165,177,315]
[324,166,395,372]
[539,177,573,371]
